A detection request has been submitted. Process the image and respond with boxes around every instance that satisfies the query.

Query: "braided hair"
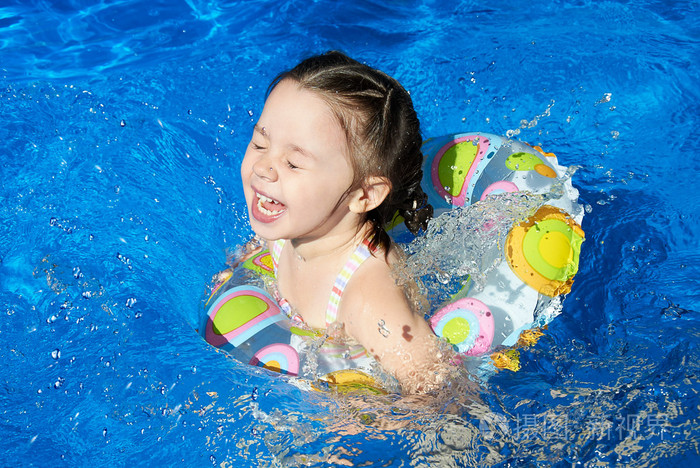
[268,51,433,254]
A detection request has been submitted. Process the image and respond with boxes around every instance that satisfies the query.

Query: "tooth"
[257,193,278,204]
[256,193,283,216]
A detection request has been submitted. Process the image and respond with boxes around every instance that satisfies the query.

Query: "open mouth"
[255,192,286,218]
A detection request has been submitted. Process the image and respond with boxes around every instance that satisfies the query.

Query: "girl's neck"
[288,223,372,263]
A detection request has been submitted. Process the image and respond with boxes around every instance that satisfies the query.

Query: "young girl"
[239,51,447,394]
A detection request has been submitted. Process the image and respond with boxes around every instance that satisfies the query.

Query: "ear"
[348,176,391,214]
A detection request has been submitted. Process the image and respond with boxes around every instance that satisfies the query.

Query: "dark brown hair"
[268,51,433,253]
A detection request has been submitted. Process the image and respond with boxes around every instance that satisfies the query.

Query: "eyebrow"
[253,124,316,160]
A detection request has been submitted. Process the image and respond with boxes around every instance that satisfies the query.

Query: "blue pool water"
[1,0,698,465]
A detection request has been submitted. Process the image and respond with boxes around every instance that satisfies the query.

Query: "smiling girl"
[239,51,446,394]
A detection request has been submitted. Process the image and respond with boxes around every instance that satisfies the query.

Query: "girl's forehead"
[271,81,332,112]
[258,80,351,159]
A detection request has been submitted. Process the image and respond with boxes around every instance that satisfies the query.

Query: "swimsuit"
[270,238,373,325]
[269,238,386,375]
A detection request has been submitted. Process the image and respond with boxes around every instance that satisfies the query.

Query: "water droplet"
[51,349,61,360]
[595,92,612,106]
[436,271,451,284]
[120,120,126,127]
[377,320,390,337]
[251,387,258,401]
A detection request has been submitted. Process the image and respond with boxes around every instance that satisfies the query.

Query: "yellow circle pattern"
[506,205,585,297]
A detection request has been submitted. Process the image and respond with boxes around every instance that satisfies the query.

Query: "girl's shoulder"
[340,246,415,326]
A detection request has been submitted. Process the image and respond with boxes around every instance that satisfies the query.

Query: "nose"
[252,153,278,181]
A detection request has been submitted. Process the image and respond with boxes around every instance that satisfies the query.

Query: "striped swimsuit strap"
[270,239,285,275]
[325,238,373,326]
[269,238,374,326]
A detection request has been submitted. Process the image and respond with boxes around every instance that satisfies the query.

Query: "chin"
[248,218,281,242]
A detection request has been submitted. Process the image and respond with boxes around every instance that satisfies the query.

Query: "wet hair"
[267,51,433,254]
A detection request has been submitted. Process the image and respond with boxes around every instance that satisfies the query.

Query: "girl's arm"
[341,260,452,394]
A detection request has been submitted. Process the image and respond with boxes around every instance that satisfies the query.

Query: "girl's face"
[240,79,358,243]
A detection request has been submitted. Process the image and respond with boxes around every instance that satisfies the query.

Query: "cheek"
[240,156,254,201]
[240,151,251,178]
[303,181,347,211]
[240,153,255,186]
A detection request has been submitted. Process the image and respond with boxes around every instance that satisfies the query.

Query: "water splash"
[398,192,542,303]
[396,171,578,311]
[505,100,556,138]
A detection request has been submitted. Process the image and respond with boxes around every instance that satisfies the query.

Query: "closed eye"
[286,160,300,170]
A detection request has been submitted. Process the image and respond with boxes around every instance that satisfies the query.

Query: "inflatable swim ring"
[201,132,584,385]
[416,133,584,359]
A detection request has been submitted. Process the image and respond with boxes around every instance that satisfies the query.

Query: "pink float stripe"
[207,287,282,344]
[431,135,490,206]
